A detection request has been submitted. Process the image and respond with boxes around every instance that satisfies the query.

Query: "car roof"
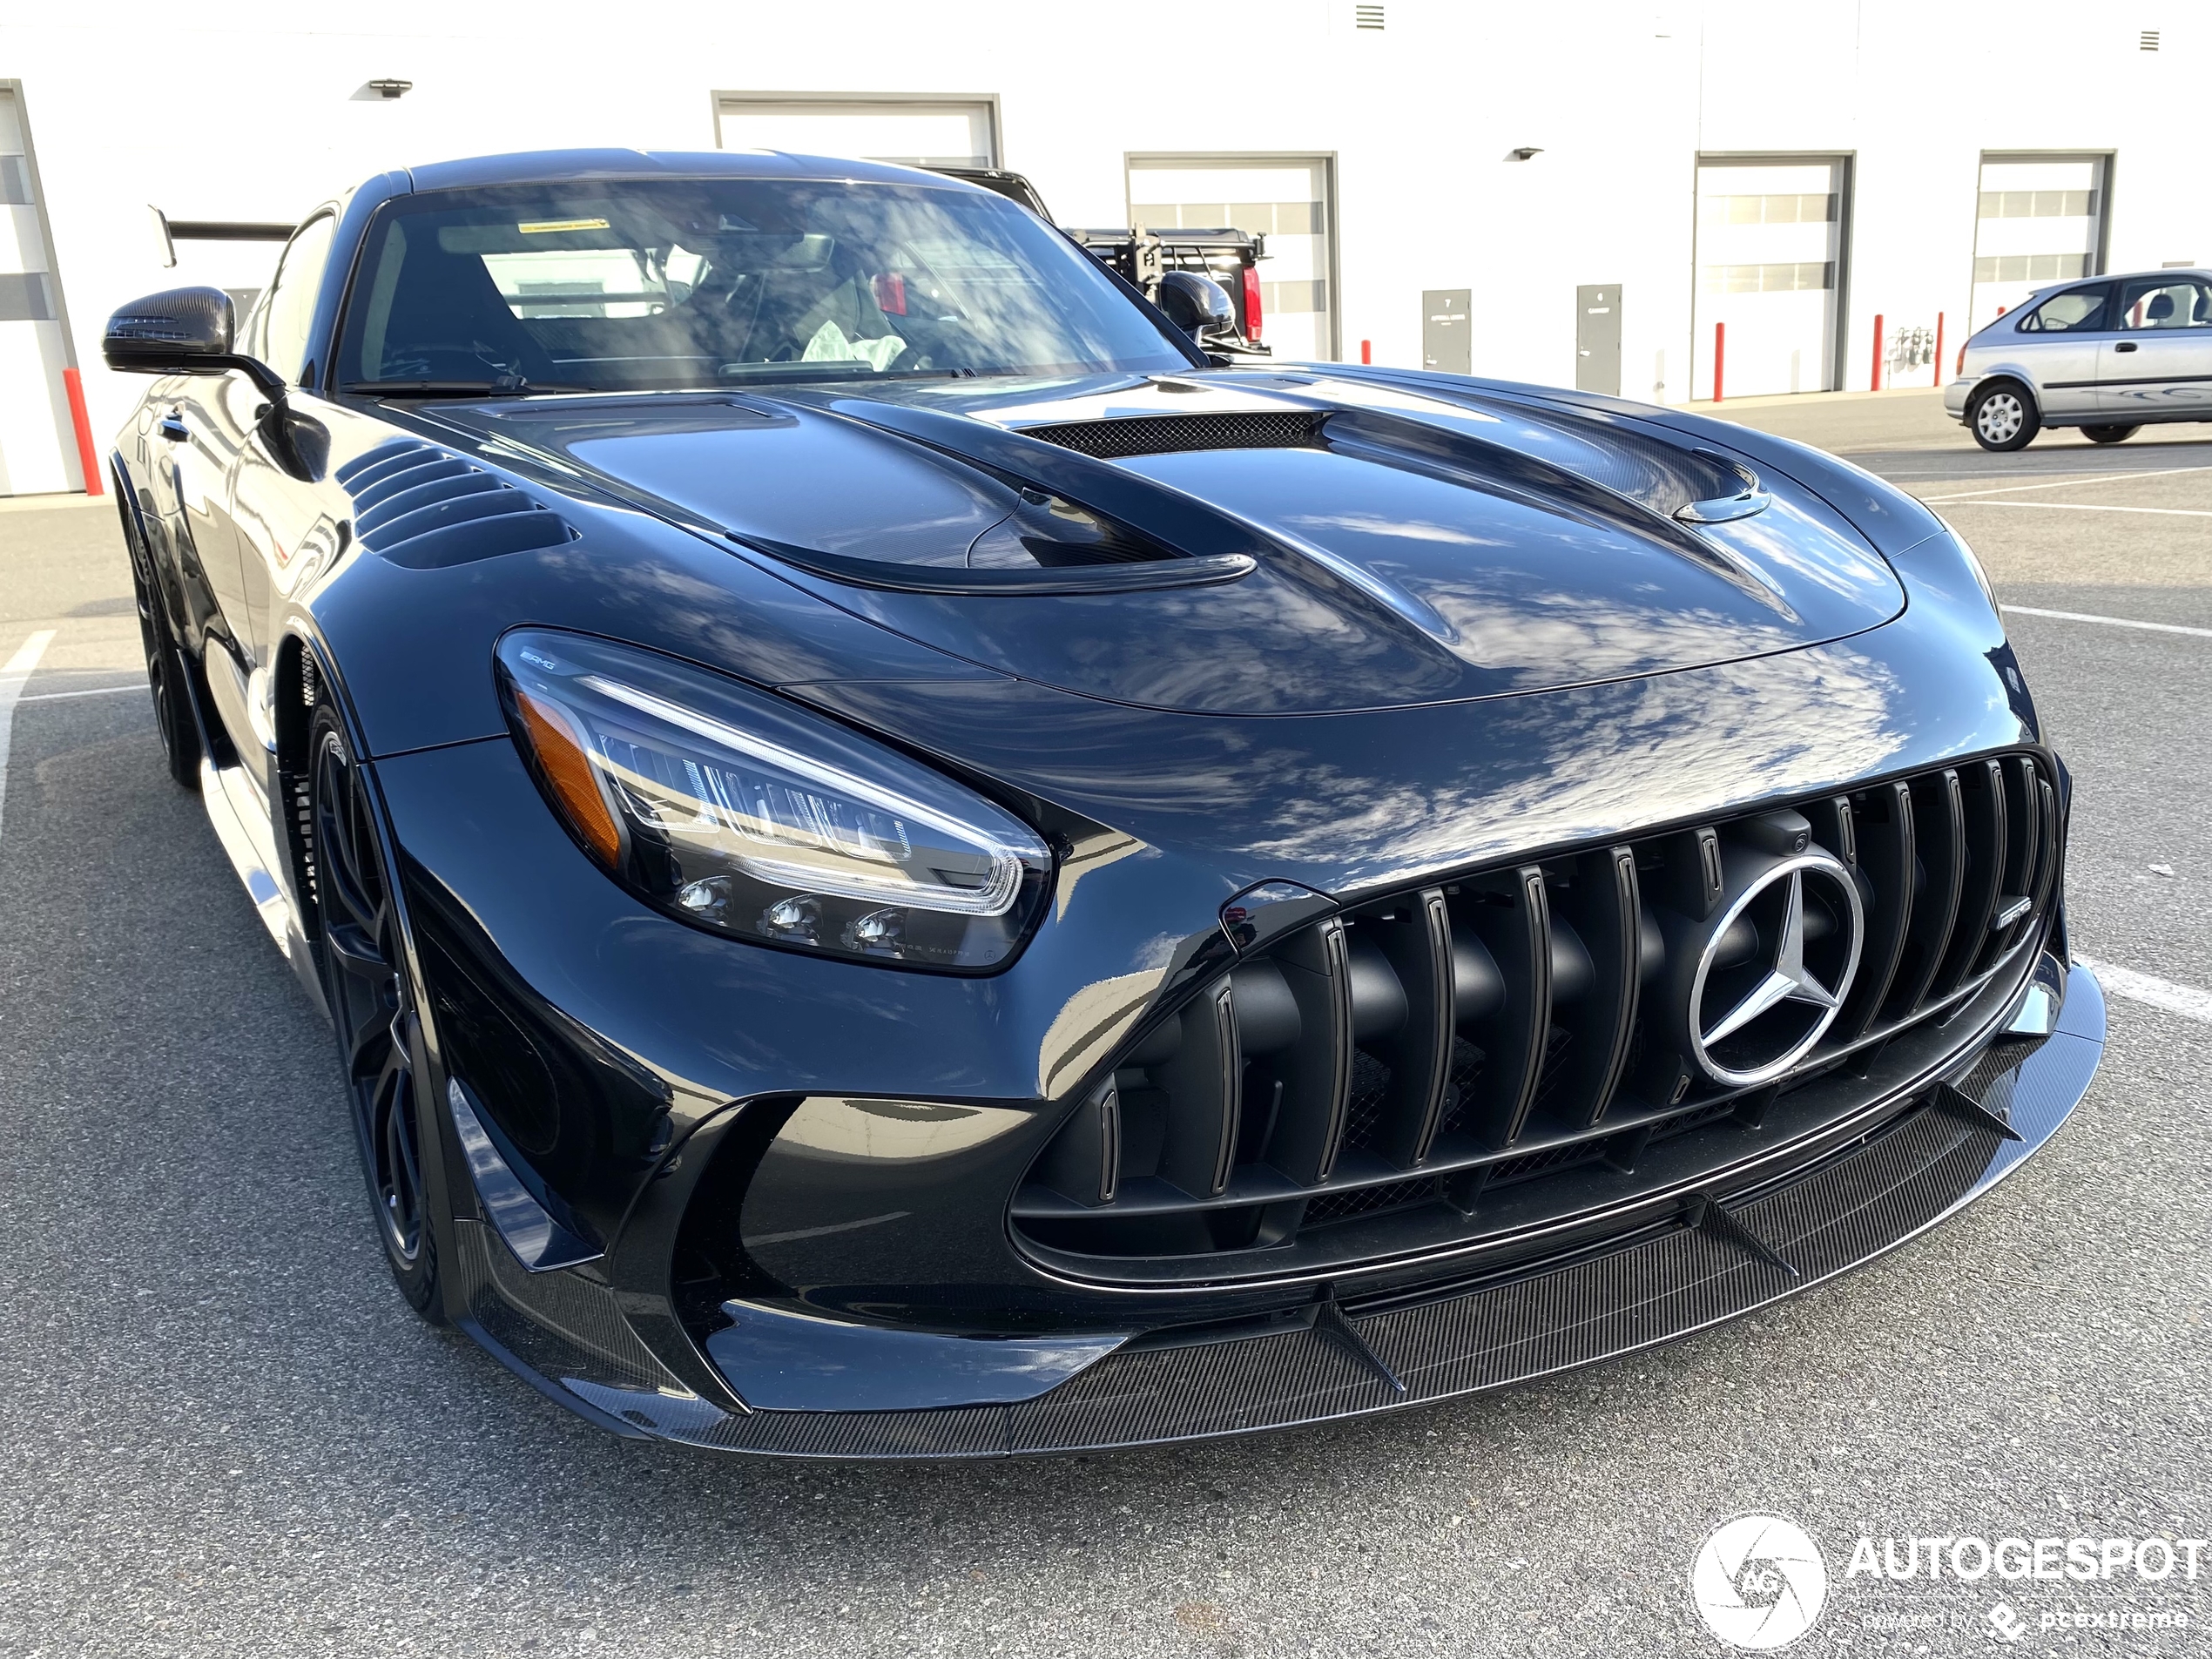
[403,148,981,194]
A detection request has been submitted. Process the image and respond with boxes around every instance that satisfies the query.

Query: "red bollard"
[63,368,103,497]
[1713,321,1725,403]
[1361,339,1372,364]
[1871,314,1885,392]
[1933,313,1946,387]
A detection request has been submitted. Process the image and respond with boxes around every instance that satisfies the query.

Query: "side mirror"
[1157,270,1238,341]
[104,286,287,401]
[104,286,236,368]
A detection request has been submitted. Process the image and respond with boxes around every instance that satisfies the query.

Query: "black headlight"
[496,630,1052,970]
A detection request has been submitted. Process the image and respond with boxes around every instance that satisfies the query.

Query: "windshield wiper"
[343,379,591,398]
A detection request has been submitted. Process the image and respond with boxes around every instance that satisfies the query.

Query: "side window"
[260,214,337,384]
[2117,277,2212,330]
[2020,284,2112,333]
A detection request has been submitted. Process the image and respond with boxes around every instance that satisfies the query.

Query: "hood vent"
[1017,411,1326,461]
[335,440,575,570]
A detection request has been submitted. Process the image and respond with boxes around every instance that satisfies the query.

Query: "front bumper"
[447,955,2101,1457]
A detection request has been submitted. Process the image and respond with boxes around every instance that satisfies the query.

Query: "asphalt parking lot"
[2,391,2208,1658]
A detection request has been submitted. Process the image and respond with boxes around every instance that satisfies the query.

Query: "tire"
[118,496,203,790]
[1967,383,2040,451]
[2082,424,2140,444]
[306,694,446,1323]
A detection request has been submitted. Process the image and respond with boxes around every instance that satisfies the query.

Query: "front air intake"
[1015,752,2062,1281]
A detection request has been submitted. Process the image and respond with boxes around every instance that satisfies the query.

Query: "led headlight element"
[497,631,1051,969]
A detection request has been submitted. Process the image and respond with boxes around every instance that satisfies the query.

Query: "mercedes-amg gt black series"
[103,151,2103,1456]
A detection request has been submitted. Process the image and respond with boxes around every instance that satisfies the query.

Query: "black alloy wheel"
[2082,424,2141,444]
[307,697,444,1320]
[119,501,202,790]
[1967,382,2040,452]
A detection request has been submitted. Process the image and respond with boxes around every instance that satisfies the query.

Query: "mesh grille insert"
[1018,412,1326,460]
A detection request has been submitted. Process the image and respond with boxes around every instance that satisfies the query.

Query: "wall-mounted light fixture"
[367,78,414,98]
[1510,146,1545,162]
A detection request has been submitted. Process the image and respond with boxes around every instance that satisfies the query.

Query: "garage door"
[0,90,80,496]
[714,98,997,170]
[1693,158,1846,399]
[1129,157,1335,362]
[1969,155,2107,333]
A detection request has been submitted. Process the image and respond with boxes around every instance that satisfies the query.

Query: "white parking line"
[19,683,144,704]
[2002,606,2212,639]
[1921,464,2212,502]
[1943,500,2212,518]
[2075,955,2212,1026]
[0,628,58,845]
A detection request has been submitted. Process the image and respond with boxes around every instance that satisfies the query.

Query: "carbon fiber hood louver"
[336,440,574,570]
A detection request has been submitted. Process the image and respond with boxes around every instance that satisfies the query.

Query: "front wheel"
[2082,424,2141,445]
[1968,384,2040,451]
[307,695,446,1323]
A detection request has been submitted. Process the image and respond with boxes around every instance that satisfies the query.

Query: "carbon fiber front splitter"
[449,961,2104,1458]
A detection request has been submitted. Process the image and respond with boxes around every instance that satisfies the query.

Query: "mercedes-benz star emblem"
[1688,852,1864,1087]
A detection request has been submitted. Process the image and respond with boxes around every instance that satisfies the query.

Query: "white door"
[1127,157,1334,362]
[0,91,80,496]
[1969,157,2106,334]
[715,98,996,170]
[1693,158,1844,399]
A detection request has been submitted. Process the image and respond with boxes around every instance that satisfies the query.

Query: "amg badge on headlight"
[496,630,1051,969]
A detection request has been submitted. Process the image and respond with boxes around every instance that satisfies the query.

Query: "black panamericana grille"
[335,440,574,570]
[1015,752,2061,1279]
[1017,412,1327,460]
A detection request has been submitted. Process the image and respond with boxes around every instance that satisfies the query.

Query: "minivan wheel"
[1968,384,2040,451]
[2082,424,2141,444]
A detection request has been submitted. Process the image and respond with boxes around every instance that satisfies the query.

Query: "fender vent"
[334,440,574,570]
[1017,412,1325,460]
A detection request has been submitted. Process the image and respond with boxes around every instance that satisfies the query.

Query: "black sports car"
[102,151,2104,1456]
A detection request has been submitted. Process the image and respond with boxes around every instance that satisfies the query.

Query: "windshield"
[334,178,1197,394]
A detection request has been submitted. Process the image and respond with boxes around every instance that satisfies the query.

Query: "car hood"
[428,370,1905,716]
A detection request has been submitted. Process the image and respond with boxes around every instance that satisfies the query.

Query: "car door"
[2013,281,2115,420]
[220,213,337,798]
[2099,274,2212,421]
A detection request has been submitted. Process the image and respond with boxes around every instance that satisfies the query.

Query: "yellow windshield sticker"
[517,217,610,235]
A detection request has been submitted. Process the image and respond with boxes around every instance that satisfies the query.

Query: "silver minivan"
[1946,268,2212,450]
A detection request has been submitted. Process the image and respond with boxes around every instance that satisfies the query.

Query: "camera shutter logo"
[1689,1514,1829,1650]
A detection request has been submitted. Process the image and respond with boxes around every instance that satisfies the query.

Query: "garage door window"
[1693,157,1847,398]
[1128,157,1335,361]
[1970,156,2107,332]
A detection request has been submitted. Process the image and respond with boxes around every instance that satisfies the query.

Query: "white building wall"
[0,0,2205,489]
